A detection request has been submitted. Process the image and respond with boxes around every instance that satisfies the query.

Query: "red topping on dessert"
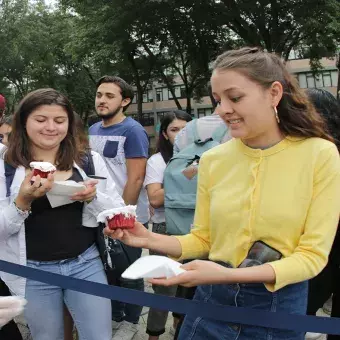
[106,214,136,230]
[32,169,55,178]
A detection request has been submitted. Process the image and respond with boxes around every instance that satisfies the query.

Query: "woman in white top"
[144,110,192,340]
[0,88,124,340]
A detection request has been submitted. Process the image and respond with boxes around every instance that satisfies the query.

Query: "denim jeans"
[179,279,308,340]
[24,244,112,340]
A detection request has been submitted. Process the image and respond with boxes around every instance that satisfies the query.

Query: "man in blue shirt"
[89,76,149,340]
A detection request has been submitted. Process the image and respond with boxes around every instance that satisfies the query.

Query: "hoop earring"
[274,106,280,124]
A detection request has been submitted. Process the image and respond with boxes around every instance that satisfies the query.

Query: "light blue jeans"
[24,244,112,340]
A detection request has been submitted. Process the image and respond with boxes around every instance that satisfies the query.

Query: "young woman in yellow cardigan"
[105,47,340,340]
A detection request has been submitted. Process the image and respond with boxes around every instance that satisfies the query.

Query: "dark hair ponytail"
[157,110,192,163]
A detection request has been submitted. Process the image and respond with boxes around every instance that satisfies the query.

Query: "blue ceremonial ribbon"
[0,259,340,335]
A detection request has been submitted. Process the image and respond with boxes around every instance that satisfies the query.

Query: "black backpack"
[4,150,132,282]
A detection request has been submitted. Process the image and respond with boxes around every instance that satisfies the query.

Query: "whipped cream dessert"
[97,205,137,229]
[30,162,56,178]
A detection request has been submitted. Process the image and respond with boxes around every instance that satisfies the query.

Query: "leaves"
[1,0,339,119]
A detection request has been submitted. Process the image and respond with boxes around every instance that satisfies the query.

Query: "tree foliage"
[1,0,340,120]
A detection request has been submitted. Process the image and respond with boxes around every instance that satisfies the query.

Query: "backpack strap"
[4,162,16,198]
[82,149,95,176]
[211,125,228,143]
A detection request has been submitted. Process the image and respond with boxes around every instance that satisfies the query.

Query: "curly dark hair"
[157,110,192,163]
[306,89,340,152]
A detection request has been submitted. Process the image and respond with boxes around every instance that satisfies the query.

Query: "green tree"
[217,0,340,63]
[0,0,100,122]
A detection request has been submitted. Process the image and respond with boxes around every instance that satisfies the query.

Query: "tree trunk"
[136,85,144,123]
[337,52,340,101]
[126,52,143,122]
[83,110,90,126]
[186,96,192,115]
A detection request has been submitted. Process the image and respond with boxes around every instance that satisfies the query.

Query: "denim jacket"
[0,151,124,297]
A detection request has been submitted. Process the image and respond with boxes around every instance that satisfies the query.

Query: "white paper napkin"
[47,181,86,208]
[122,255,186,280]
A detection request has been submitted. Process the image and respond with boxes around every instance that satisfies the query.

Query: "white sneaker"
[323,297,332,315]
[112,320,122,330]
[112,320,138,340]
[169,325,176,336]
[305,332,323,339]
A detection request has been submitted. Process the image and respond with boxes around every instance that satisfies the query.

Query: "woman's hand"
[104,221,151,248]
[0,296,27,328]
[15,171,54,210]
[71,179,98,203]
[149,260,230,287]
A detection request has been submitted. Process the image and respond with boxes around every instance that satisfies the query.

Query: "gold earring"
[274,106,280,124]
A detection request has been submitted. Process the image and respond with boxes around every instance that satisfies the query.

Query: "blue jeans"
[24,244,112,340]
[178,281,308,340]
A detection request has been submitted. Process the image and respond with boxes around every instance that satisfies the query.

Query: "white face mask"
[122,255,185,280]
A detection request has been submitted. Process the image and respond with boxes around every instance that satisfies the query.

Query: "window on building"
[315,74,323,88]
[140,112,154,126]
[156,89,163,101]
[162,88,169,101]
[298,74,307,88]
[132,92,137,104]
[180,85,186,98]
[298,70,337,89]
[148,89,153,102]
[168,85,186,99]
[142,90,153,103]
[322,72,332,87]
[306,74,315,88]
[198,109,206,118]
[331,71,338,87]
[197,107,213,118]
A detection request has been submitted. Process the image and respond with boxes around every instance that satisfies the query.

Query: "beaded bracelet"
[13,200,32,216]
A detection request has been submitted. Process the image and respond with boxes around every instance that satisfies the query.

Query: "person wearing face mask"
[144,110,192,340]
[0,88,125,340]
[104,47,340,340]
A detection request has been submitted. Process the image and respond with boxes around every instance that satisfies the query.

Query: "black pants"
[0,278,23,340]
[307,262,340,339]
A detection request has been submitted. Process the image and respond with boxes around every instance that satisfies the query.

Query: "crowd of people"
[0,46,339,340]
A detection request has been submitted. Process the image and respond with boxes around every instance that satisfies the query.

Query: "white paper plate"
[47,181,87,208]
[49,181,86,196]
[122,255,186,280]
